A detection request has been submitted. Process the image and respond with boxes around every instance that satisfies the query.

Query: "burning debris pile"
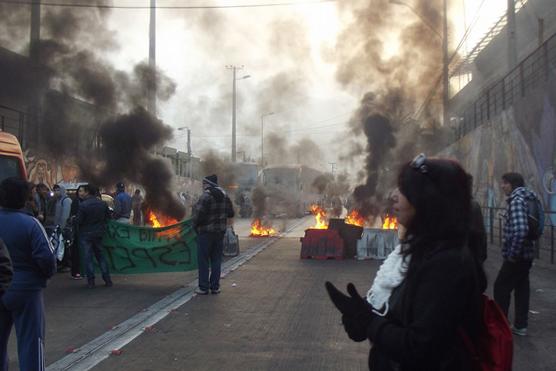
[309,204,328,229]
[249,186,277,237]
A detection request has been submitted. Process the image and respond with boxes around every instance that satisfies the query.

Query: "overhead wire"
[0,0,336,9]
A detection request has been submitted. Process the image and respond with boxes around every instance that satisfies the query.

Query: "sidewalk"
[484,244,556,371]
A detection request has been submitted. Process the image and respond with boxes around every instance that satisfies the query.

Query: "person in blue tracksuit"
[0,177,56,371]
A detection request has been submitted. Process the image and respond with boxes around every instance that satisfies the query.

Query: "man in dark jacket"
[192,175,234,295]
[494,172,538,336]
[78,184,112,289]
[0,177,56,371]
[113,182,132,224]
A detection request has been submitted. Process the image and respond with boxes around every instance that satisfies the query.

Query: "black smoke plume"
[335,0,448,215]
[251,186,267,219]
[81,107,185,220]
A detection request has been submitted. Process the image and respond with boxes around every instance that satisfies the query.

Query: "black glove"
[342,313,368,342]
[325,282,375,342]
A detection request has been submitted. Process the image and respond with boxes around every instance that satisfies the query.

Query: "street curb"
[46,219,306,371]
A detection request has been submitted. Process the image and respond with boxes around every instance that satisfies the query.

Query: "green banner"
[100,219,198,274]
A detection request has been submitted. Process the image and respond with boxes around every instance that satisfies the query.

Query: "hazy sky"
[1,0,514,172]
[101,0,511,170]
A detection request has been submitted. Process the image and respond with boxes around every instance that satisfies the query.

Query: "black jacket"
[366,243,483,371]
[0,239,12,295]
[77,196,110,238]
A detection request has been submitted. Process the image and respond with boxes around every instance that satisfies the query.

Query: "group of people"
[0,156,541,370]
[0,178,126,369]
[327,155,540,371]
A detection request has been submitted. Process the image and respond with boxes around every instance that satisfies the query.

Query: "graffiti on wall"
[24,150,81,189]
[441,89,556,224]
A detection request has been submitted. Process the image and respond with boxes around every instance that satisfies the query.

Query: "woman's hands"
[325,282,375,342]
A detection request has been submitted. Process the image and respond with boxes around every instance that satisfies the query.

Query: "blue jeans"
[197,232,225,291]
[0,290,46,371]
[80,235,111,282]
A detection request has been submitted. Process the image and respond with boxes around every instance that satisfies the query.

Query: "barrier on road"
[356,228,398,260]
[300,229,344,260]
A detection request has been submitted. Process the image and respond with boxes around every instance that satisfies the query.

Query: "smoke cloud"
[335,0,447,213]
[81,107,185,220]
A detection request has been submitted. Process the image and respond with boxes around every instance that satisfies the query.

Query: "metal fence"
[455,31,556,139]
[482,206,555,264]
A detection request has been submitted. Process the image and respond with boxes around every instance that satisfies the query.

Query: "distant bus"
[0,132,26,182]
[259,165,322,218]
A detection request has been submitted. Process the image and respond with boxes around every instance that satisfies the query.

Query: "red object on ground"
[65,347,77,354]
[300,229,344,260]
[111,349,123,356]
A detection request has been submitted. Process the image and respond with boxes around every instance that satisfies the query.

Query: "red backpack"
[459,294,513,371]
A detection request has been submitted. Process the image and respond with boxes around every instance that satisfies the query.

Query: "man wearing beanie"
[192,174,235,295]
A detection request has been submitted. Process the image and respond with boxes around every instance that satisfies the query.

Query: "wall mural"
[24,150,81,189]
[440,89,556,225]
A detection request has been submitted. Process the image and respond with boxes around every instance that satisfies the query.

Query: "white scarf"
[366,244,411,316]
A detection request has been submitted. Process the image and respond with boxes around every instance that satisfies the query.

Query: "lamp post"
[260,112,274,168]
[226,65,250,162]
[390,0,449,126]
[177,127,191,178]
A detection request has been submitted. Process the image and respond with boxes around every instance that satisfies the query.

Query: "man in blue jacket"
[0,177,56,371]
[113,182,132,224]
[78,184,112,289]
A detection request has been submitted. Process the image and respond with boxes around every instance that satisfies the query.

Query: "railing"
[454,31,556,140]
[482,206,555,264]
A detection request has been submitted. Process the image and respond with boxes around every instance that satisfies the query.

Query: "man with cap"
[113,182,132,224]
[192,174,235,295]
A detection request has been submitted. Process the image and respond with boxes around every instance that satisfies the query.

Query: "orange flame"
[250,219,277,237]
[382,215,398,230]
[309,204,328,229]
[146,209,179,228]
[345,209,365,227]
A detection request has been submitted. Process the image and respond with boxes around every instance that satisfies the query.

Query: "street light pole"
[260,112,274,168]
[177,127,191,178]
[226,65,250,163]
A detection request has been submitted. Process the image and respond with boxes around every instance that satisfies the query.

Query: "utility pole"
[30,0,40,62]
[507,0,518,70]
[442,0,449,127]
[148,0,156,115]
[29,0,41,148]
[329,162,337,177]
[226,65,249,162]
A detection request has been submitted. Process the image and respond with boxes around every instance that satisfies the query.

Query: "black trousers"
[493,259,533,329]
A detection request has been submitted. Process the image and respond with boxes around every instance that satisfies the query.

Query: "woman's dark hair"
[398,157,472,257]
[0,177,30,209]
[501,172,525,190]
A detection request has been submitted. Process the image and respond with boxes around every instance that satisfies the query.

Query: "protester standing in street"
[494,172,540,336]
[78,184,112,289]
[192,175,235,295]
[326,155,486,371]
[0,177,56,371]
[131,189,144,225]
[68,185,86,280]
[113,182,132,224]
[35,183,50,225]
